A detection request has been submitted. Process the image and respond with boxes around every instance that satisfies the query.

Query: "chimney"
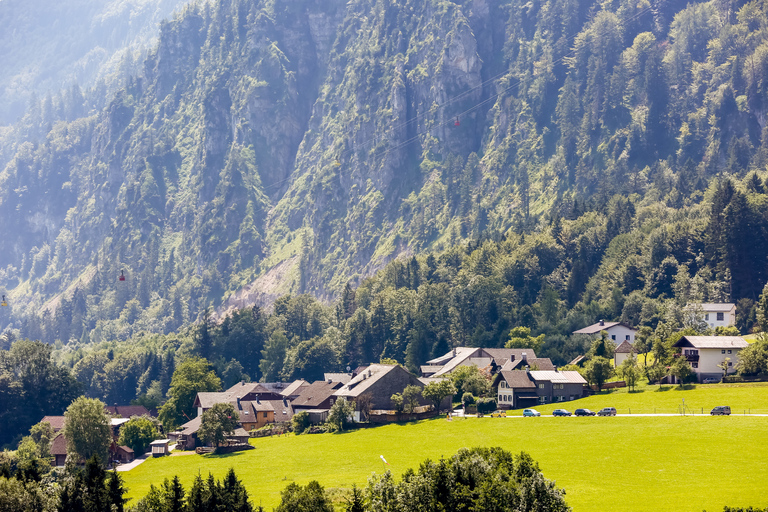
[511,355,515,362]
[453,348,457,357]
[599,319,605,326]
[554,365,558,372]
[368,369,372,377]
[522,352,527,362]
[236,397,241,408]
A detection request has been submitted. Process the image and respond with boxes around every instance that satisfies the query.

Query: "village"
[32,302,751,470]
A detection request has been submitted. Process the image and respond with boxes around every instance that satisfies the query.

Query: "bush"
[291,412,310,434]
[476,398,497,414]
[462,393,475,408]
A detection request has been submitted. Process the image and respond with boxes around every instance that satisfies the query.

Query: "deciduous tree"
[63,397,112,464]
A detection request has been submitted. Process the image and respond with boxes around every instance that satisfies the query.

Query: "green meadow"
[515,380,768,415]
[122,382,768,512]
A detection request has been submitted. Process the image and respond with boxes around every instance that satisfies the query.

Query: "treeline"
[0,447,571,512]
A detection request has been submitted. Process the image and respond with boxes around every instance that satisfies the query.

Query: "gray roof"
[675,336,748,349]
[530,370,587,385]
[333,364,403,397]
[324,373,353,384]
[195,392,236,409]
[425,347,538,377]
[499,371,536,389]
[281,380,310,396]
[690,303,735,312]
[502,357,555,371]
[573,321,636,335]
[292,380,343,407]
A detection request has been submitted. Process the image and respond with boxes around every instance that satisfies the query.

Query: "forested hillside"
[1,0,768,352]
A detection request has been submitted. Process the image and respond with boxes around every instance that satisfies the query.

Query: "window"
[557,396,565,402]
[727,350,732,354]
[539,397,547,404]
[722,350,726,354]
[728,362,733,367]
[262,412,268,418]
[611,335,616,340]
[705,314,709,321]
[717,312,724,321]
[538,383,545,389]
[626,335,630,340]
[692,363,698,369]
[501,382,506,388]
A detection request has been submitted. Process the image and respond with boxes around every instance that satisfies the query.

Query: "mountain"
[1,0,768,346]
[0,0,193,126]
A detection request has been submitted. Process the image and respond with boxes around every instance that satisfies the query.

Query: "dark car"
[574,408,596,416]
[710,406,731,415]
[597,407,617,416]
[552,409,572,417]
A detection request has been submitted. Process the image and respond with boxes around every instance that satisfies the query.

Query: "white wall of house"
[605,325,636,343]
[614,351,631,367]
[701,309,736,329]
[696,348,740,374]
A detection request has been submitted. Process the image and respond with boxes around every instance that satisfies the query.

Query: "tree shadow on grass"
[206,450,249,459]
[654,385,674,392]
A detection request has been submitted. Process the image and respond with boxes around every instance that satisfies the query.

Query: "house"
[280,379,310,399]
[673,335,748,382]
[496,371,538,409]
[495,370,587,409]
[112,445,134,463]
[50,433,67,466]
[529,371,587,405]
[614,340,635,367]
[573,320,637,343]
[334,364,434,420]
[105,405,153,418]
[421,347,538,378]
[40,416,66,432]
[150,439,171,457]
[169,417,201,450]
[686,303,737,329]
[291,380,344,412]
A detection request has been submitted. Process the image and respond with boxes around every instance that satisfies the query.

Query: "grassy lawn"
[513,380,768,416]
[122,411,768,511]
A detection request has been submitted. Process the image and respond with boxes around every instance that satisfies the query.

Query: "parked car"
[552,409,571,417]
[710,406,731,415]
[702,378,719,384]
[574,408,596,416]
[597,407,617,416]
[523,409,541,417]
[490,410,507,418]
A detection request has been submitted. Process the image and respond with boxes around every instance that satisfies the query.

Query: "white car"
[523,409,541,417]
[702,378,719,384]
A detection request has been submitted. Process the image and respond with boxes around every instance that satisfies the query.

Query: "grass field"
[121,383,768,511]
[514,380,768,415]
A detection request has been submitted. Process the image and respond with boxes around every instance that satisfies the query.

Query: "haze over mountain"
[0,0,192,125]
[1,0,768,347]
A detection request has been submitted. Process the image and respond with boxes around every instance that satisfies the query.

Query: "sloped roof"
[195,392,235,409]
[40,416,66,432]
[117,445,134,454]
[425,348,537,378]
[483,348,538,364]
[502,357,555,371]
[105,405,152,418]
[324,373,353,384]
[675,336,748,349]
[529,370,587,385]
[292,380,343,408]
[50,433,67,455]
[176,415,202,435]
[281,380,310,396]
[499,371,536,389]
[690,303,736,312]
[334,364,404,398]
[265,399,294,423]
[573,321,637,334]
[615,341,635,353]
